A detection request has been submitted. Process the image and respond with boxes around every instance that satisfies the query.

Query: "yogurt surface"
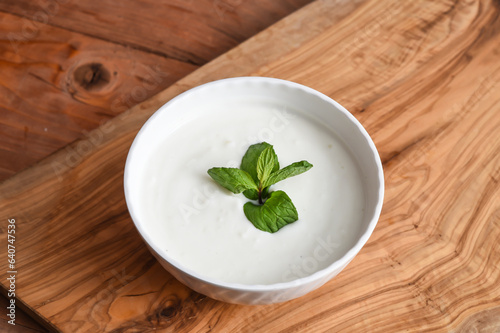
[139,100,365,285]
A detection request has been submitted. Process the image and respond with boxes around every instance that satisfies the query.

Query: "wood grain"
[0,11,196,182]
[1,0,500,331]
[0,0,311,181]
[0,294,48,332]
[0,0,310,64]
[451,306,500,332]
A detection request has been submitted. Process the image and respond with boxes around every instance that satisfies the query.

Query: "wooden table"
[1,0,500,332]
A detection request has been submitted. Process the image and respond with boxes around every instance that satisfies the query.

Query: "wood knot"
[73,63,110,91]
[160,306,177,319]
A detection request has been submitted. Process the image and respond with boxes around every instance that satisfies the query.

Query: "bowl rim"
[124,76,384,292]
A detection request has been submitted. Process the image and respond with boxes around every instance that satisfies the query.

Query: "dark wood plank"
[0,0,311,65]
[0,11,197,181]
[0,0,311,181]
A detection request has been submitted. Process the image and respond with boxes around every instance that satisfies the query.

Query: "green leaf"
[243,185,271,201]
[207,168,258,194]
[242,189,259,200]
[240,142,279,184]
[243,191,298,233]
[261,186,271,200]
[257,146,277,186]
[263,161,313,188]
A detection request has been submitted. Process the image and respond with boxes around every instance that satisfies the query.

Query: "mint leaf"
[240,142,279,184]
[263,161,313,188]
[243,186,272,201]
[261,186,271,200]
[242,189,259,200]
[243,190,298,233]
[207,168,258,194]
[257,146,277,186]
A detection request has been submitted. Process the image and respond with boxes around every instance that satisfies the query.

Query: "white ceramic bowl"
[124,77,384,305]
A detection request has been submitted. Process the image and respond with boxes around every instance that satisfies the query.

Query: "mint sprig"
[207,142,313,233]
[240,142,279,202]
[263,160,313,188]
[243,191,298,233]
[206,168,258,194]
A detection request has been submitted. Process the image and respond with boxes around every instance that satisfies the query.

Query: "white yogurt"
[139,101,365,285]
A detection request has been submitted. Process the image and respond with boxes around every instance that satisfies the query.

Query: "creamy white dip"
[140,101,365,285]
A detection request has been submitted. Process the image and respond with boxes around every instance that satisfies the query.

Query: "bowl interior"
[124,77,384,290]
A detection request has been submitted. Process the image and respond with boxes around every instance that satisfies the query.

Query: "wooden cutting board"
[1,0,500,331]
